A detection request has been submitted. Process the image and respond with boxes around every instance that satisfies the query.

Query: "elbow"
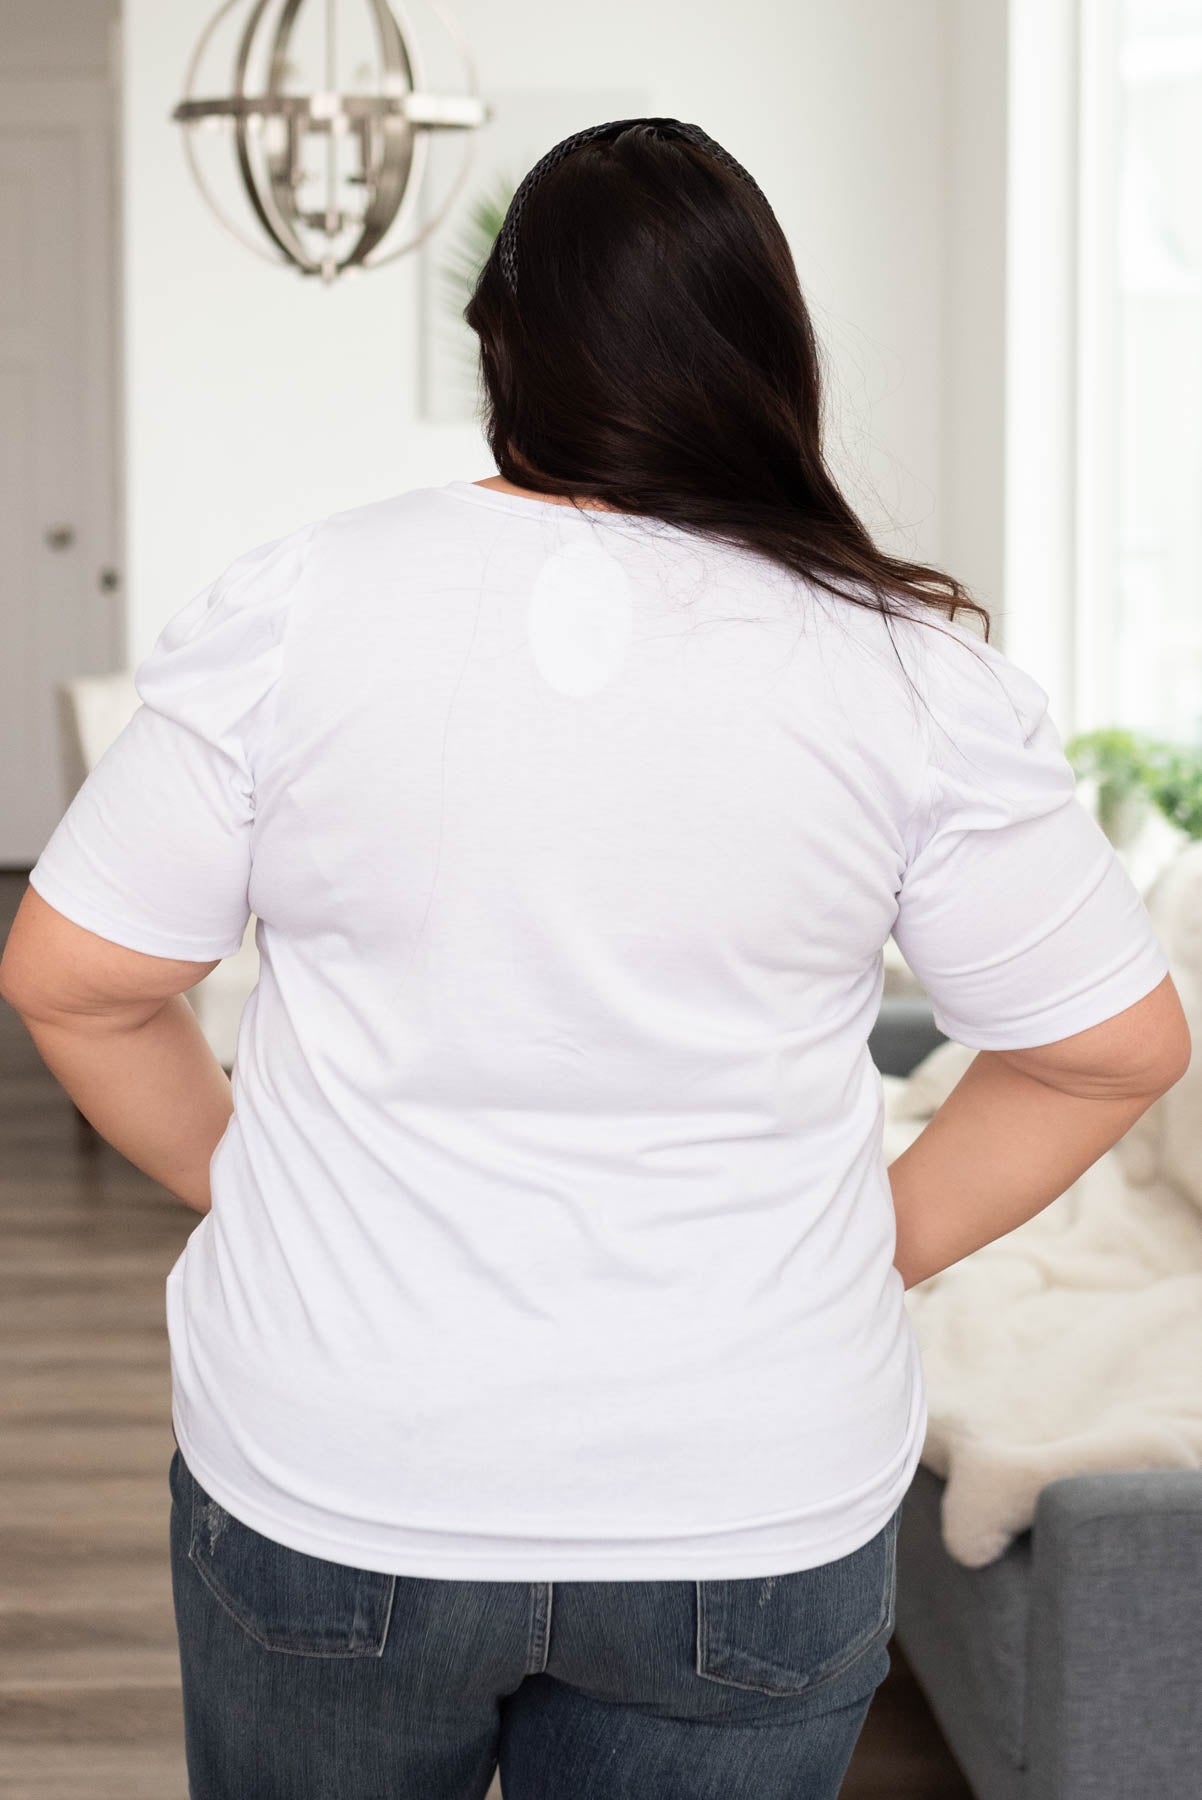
[0,940,33,1017]
[0,908,62,1022]
[0,964,51,1024]
[1112,1004,1192,1100]
[1140,978,1194,1095]
[1156,1014,1193,1094]
[996,974,1193,1101]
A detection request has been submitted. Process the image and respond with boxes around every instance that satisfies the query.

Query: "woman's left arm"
[0,886,233,1214]
[2,528,314,1208]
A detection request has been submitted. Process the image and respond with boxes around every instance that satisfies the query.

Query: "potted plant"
[1067,729,1202,847]
[1139,740,1202,841]
[1065,729,1153,846]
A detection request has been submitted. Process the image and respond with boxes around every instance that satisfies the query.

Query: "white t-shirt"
[29,480,1170,1580]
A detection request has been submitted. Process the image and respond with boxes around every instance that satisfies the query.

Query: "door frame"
[0,72,125,686]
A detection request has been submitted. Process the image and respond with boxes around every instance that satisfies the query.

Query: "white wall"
[939,0,1010,635]
[122,0,952,658]
[1003,0,1081,709]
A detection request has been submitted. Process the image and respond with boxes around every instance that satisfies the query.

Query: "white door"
[0,79,121,865]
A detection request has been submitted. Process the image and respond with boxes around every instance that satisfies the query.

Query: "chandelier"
[172,0,488,282]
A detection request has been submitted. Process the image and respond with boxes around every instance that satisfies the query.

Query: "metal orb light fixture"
[172,0,488,282]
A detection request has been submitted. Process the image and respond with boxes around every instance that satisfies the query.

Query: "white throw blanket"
[882,842,1202,1568]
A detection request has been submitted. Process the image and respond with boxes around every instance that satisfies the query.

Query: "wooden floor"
[0,870,972,1799]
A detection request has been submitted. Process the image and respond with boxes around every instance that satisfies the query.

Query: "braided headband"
[495,117,770,296]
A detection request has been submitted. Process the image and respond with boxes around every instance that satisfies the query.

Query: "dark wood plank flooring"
[0,870,971,1798]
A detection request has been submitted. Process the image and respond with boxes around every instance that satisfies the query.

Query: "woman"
[0,118,1188,1800]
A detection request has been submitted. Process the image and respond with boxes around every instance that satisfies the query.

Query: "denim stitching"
[182,1459,393,1660]
[185,1451,196,1553]
[186,1544,395,1660]
[542,1581,554,1673]
[526,1582,553,1674]
[374,1573,398,1661]
[695,1514,900,1696]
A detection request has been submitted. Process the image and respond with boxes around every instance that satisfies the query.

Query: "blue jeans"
[170,1445,902,1799]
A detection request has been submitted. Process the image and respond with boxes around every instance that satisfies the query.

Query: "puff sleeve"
[890,621,1171,1050]
[28,523,314,961]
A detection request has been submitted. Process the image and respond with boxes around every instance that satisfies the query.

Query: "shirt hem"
[171,1417,926,1582]
[169,1338,928,1583]
[933,945,1171,1051]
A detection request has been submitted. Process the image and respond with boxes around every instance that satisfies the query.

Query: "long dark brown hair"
[465,118,989,640]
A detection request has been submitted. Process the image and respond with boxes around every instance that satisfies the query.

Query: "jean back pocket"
[695,1506,901,1698]
[180,1451,396,1658]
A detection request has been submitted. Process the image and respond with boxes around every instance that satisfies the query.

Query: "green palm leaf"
[441,178,515,320]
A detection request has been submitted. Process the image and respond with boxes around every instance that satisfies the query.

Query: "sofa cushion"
[868,995,948,1079]
[896,1463,1031,1773]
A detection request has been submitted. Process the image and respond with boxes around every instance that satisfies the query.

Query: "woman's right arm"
[888,971,1192,1290]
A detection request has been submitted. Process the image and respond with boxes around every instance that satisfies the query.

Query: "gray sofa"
[871,996,1202,1800]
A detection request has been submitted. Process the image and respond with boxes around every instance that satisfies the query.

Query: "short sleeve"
[891,623,1171,1050]
[28,523,313,961]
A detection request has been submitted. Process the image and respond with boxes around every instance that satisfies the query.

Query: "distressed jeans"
[169,1445,902,1800]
